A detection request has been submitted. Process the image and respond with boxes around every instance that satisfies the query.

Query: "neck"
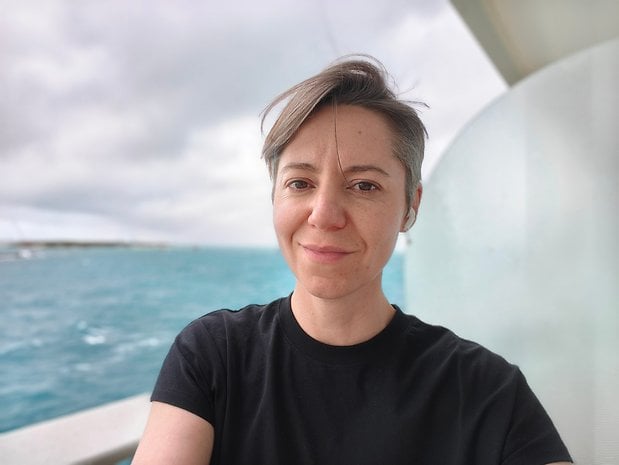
[290,283,395,346]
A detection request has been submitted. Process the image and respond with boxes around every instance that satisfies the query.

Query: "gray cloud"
[0,0,505,245]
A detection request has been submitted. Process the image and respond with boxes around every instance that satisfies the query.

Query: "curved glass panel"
[406,38,619,463]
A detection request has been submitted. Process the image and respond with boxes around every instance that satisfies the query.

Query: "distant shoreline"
[0,241,283,252]
[0,240,169,250]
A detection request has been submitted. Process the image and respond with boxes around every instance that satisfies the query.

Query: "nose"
[307,185,347,231]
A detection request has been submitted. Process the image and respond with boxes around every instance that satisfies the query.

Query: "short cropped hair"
[261,56,427,206]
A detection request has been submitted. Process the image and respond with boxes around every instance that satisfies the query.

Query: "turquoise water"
[0,246,404,433]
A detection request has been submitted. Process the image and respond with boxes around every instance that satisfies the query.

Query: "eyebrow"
[344,164,391,177]
[280,162,391,177]
[279,162,317,174]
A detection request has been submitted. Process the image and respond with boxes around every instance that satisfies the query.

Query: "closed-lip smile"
[300,243,352,263]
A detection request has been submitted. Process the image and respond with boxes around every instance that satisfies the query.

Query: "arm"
[132,401,214,465]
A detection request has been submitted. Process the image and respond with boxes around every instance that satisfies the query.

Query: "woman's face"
[273,104,415,301]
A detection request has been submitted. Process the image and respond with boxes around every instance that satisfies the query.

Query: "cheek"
[371,221,398,248]
[272,199,297,242]
[369,209,404,247]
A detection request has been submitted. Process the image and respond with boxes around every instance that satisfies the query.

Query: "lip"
[300,243,352,263]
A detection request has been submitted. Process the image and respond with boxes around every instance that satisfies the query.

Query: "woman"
[132,57,571,465]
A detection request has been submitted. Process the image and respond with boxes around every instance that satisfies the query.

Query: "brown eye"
[354,181,378,192]
[289,180,309,190]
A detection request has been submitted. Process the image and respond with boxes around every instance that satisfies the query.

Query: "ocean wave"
[112,336,164,356]
[0,338,46,355]
[76,321,112,346]
[82,334,107,345]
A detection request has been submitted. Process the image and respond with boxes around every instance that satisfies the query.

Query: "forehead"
[281,104,397,166]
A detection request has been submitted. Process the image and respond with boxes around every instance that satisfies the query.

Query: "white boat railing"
[0,393,150,465]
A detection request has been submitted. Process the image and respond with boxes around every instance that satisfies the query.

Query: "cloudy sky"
[0,0,506,247]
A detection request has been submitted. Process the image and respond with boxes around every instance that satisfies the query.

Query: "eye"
[287,179,310,190]
[351,181,378,192]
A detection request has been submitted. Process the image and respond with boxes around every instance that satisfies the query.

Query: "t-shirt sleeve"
[501,369,572,465]
[150,318,223,425]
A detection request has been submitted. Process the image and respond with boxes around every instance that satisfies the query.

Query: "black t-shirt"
[151,296,571,465]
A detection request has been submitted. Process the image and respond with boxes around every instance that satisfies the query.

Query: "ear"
[401,182,423,232]
[401,209,416,232]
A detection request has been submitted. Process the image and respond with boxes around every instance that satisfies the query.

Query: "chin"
[294,275,346,299]
[297,273,380,301]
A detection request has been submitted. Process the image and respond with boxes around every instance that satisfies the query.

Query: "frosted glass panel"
[406,38,618,464]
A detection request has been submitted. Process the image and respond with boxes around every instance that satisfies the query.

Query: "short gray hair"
[261,55,427,206]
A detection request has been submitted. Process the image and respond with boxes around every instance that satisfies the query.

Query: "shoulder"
[400,312,520,385]
[174,297,284,351]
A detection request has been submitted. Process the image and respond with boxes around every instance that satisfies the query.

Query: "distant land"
[1,240,169,249]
